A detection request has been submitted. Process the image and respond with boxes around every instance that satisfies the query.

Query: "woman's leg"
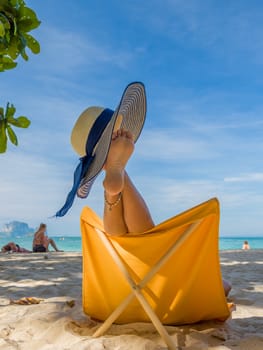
[48,238,63,252]
[103,129,133,235]
[103,193,127,235]
[122,172,154,233]
[103,129,154,236]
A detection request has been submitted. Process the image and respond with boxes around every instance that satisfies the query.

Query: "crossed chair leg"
[92,221,201,350]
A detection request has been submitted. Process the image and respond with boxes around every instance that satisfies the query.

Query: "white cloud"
[138,0,263,62]
[224,173,263,183]
[137,129,219,161]
[34,26,137,77]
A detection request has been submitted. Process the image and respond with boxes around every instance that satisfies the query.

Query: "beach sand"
[0,250,262,350]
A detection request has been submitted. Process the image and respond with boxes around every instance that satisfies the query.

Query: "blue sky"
[1,0,263,237]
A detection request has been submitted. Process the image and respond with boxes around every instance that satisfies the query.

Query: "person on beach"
[102,129,154,236]
[99,128,232,297]
[1,242,31,253]
[32,223,63,252]
[55,82,231,296]
[242,240,250,250]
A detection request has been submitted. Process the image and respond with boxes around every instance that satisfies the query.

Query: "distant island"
[0,221,35,239]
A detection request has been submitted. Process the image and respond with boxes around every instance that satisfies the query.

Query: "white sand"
[0,250,262,350]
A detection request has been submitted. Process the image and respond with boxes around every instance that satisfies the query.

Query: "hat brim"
[77,81,146,198]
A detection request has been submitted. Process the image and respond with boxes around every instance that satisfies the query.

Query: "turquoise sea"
[0,236,263,252]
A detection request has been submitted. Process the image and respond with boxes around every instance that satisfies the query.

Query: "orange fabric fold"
[81,198,230,325]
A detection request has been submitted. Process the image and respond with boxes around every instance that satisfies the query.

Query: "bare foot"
[103,129,134,196]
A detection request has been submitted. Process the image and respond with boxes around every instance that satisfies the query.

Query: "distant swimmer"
[242,240,250,250]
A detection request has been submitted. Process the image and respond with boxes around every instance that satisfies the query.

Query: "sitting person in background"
[32,223,63,252]
[1,242,31,253]
[242,240,250,250]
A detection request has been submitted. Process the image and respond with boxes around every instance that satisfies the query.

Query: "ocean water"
[0,235,263,252]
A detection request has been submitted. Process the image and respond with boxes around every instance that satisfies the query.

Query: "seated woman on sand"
[101,129,232,297]
[1,242,31,253]
[56,82,232,296]
[32,223,63,252]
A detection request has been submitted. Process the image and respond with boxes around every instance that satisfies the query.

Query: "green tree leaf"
[0,0,40,153]
[5,102,15,118]
[0,102,30,152]
[24,32,40,54]
[0,12,10,31]
[20,47,28,60]
[8,115,30,128]
[5,36,19,59]
[0,119,7,153]
[0,0,40,68]
[0,55,17,71]
[0,20,5,36]
[7,124,17,145]
[18,6,40,31]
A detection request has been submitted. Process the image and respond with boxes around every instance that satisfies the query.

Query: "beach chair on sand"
[80,198,230,350]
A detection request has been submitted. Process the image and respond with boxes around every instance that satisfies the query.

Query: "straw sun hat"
[56,82,146,217]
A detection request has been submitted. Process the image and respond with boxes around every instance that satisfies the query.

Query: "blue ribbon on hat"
[55,108,114,217]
